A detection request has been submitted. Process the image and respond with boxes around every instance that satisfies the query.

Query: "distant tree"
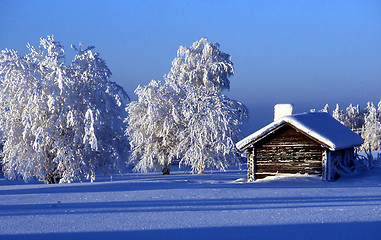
[344,104,362,130]
[332,104,345,124]
[0,36,129,183]
[360,102,381,151]
[126,38,247,174]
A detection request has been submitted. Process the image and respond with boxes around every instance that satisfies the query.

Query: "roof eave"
[236,120,285,151]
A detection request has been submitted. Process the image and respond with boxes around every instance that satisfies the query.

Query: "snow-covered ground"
[1,168,381,240]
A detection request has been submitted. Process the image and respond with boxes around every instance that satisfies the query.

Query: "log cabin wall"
[253,124,324,178]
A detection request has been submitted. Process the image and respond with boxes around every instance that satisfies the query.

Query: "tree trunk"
[45,168,61,184]
[162,163,170,175]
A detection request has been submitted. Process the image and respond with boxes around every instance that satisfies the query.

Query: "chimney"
[274,104,294,121]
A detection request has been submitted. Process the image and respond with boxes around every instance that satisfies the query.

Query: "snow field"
[0,169,380,240]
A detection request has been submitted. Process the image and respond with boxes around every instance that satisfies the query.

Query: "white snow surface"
[1,168,381,240]
[237,112,364,151]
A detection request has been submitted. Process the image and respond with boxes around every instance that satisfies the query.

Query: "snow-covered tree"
[330,103,363,131]
[126,80,181,174]
[0,36,129,183]
[360,102,381,151]
[332,104,345,124]
[344,104,362,130]
[126,38,247,174]
[177,85,247,173]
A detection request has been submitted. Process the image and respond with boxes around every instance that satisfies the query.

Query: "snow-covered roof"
[236,112,364,151]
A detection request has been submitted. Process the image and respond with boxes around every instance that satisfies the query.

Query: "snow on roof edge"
[236,119,284,151]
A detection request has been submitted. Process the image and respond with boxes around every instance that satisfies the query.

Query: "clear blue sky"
[1,0,381,134]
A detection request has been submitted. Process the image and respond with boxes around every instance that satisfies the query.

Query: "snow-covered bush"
[126,38,247,174]
[0,36,129,183]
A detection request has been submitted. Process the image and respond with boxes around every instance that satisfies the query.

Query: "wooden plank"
[256,167,322,174]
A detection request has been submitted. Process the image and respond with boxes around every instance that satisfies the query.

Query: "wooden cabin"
[236,105,364,182]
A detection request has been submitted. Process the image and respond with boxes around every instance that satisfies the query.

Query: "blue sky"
[1,0,381,134]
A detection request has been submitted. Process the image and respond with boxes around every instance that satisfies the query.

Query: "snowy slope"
[0,168,381,240]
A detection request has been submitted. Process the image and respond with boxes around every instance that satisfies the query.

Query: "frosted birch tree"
[125,80,181,174]
[0,36,129,183]
[165,38,233,91]
[126,38,247,174]
[177,85,247,173]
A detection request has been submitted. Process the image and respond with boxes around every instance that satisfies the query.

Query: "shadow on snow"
[1,222,380,240]
[1,195,381,217]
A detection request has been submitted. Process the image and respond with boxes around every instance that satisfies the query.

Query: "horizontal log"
[256,161,322,166]
[256,151,322,156]
[257,147,322,151]
[256,157,321,161]
[261,143,322,147]
[257,168,320,172]
[264,148,321,153]
[256,159,321,163]
[256,154,322,158]
[256,168,322,174]
[256,165,322,170]
[257,147,322,152]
